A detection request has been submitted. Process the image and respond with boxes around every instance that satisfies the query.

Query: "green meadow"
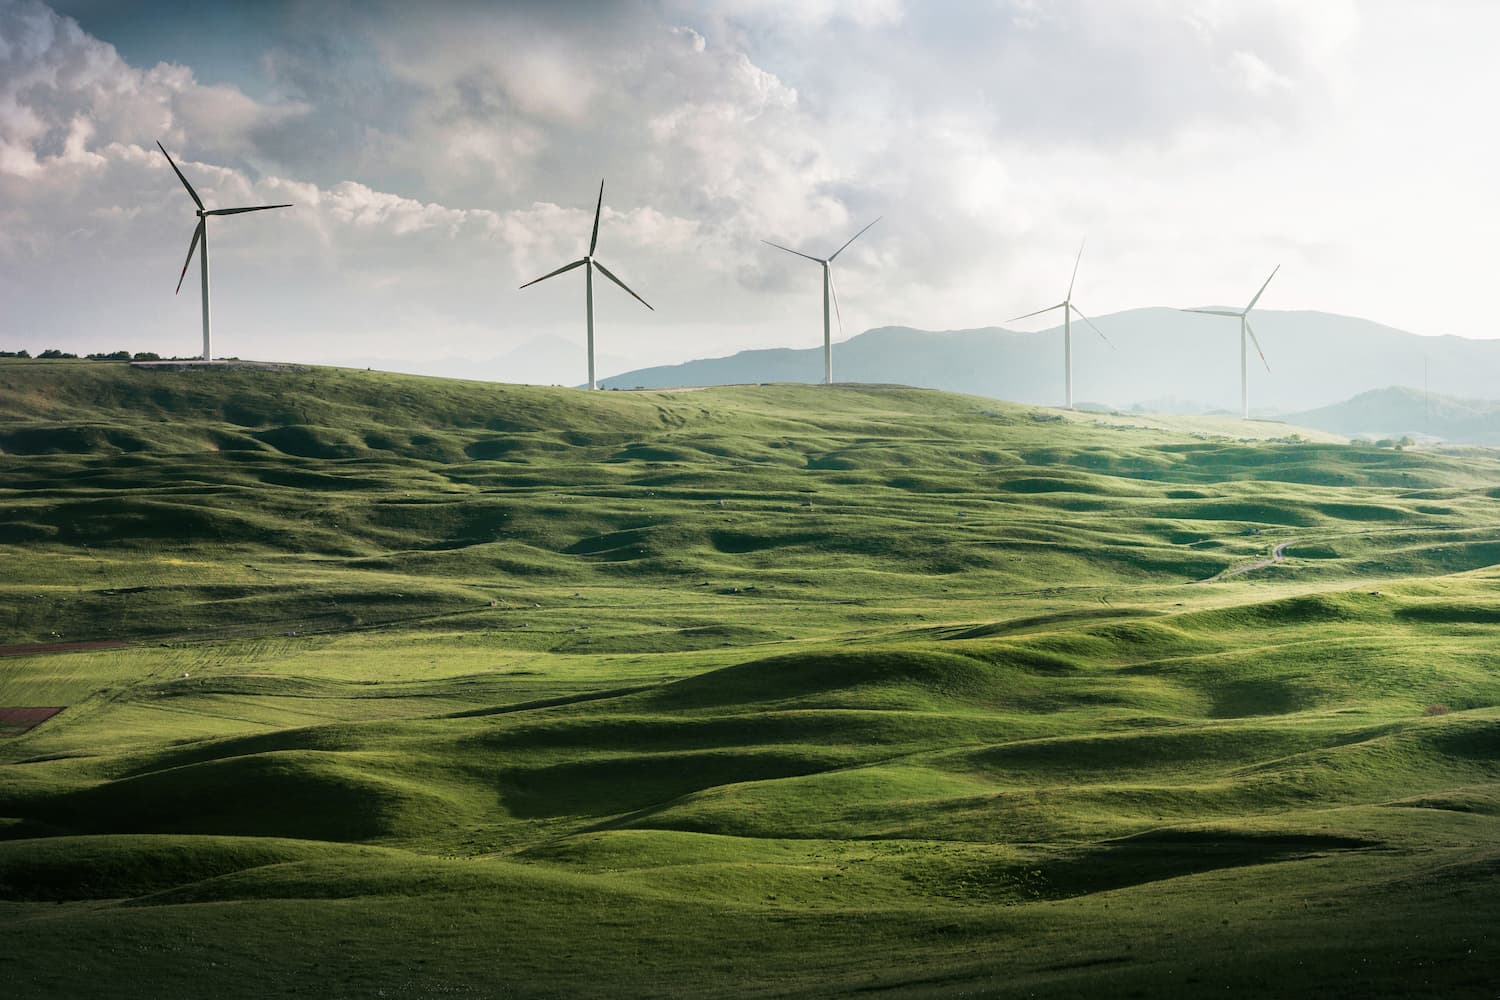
[3,358,1499,997]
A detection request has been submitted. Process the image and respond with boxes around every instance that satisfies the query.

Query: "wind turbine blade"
[1245,317,1271,373]
[761,239,824,265]
[205,204,293,216]
[1182,308,1243,317]
[828,217,881,261]
[828,267,844,337]
[519,258,586,290]
[1246,264,1280,311]
[1067,238,1085,300]
[175,220,204,294]
[593,259,654,311]
[589,180,604,256]
[1069,304,1115,350]
[1008,303,1067,323]
[156,140,203,210]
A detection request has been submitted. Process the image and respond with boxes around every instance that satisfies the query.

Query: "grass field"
[3,359,1499,997]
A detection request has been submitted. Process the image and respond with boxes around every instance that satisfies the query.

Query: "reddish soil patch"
[0,640,127,657]
[0,706,64,734]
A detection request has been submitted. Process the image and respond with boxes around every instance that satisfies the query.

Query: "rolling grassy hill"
[4,358,1500,997]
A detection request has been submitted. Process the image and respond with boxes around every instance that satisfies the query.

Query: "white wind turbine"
[1182,265,1279,419]
[763,218,880,385]
[519,181,653,390]
[157,141,291,362]
[1009,240,1114,409]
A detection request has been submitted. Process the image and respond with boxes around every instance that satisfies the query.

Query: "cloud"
[24,0,1476,388]
[0,0,309,181]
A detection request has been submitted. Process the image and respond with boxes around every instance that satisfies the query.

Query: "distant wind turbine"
[157,141,291,362]
[1009,240,1114,409]
[519,181,653,390]
[763,218,880,385]
[1182,265,1279,419]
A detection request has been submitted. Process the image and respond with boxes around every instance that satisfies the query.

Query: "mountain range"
[1285,386,1500,445]
[598,308,1500,416]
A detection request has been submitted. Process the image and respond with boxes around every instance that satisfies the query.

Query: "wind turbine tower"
[1182,265,1279,419]
[763,218,880,384]
[1009,240,1113,409]
[157,141,291,361]
[520,181,654,390]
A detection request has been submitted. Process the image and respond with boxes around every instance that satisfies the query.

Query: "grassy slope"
[3,359,1500,997]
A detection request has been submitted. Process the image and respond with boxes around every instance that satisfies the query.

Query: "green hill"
[4,359,1500,998]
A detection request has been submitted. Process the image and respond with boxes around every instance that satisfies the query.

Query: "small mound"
[41,751,458,842]
[948,607,1160,640]
[0,834,365,901]
[565,526,663,560]
[1165,500,1317,527]
[554,624,788,654]
[465,437,530,460]
[643,648,1008,712]
[1423,717,1500,760]
[1386,786,1500,816]
[1207,678,1318,719]
[1000,476,1113,495]
[960,725,1323,778]
[251,424,365,459]
[0,424,157,455]
[611,443,699,463]
[26,497,279,545]
[1182,591,1378,630]
[1312,502,1414,522]
[256,468,388,491]
[1291,543,1341,559]
[1396,602,1500,624]
[497,748,846,819]
[708,529,821,554]
[913,828,1375,903]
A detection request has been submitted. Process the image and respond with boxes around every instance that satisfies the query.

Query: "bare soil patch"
[0,706,64,735]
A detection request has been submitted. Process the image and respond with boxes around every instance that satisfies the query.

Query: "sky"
[2,0,1498,384]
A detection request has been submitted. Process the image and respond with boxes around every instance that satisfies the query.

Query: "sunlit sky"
[3,1,1497,383]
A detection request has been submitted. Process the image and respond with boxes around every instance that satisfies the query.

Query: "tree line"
[0,350,168,360]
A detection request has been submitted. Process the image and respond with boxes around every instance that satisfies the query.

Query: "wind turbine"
[1182,265,1279,419]
[157,141,291,362]
[519,181,653,390]
[1009,240,1114,409]
[763,218,880,385]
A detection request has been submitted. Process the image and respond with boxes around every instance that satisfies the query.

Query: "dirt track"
[1198,541,1292,583]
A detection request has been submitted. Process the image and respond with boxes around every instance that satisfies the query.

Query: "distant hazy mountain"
[1286,386,1500,445]
[599,308,1500,414]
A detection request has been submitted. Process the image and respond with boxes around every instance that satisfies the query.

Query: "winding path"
[1199,540,1293,583]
